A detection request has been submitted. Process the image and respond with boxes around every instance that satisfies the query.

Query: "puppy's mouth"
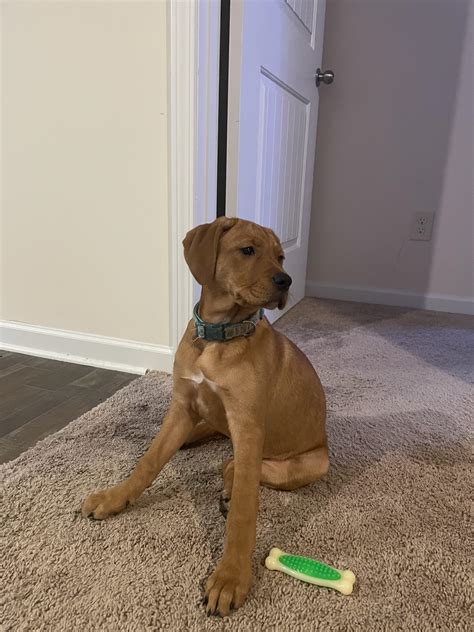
[233,287,288,311]
[263,291,288,311]
[278,292,288,310]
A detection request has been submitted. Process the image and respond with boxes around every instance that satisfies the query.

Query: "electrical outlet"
[410,212,434,241]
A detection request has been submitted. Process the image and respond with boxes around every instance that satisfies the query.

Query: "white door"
[227,0,329,319]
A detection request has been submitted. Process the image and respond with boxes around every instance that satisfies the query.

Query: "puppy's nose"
[272,272,292,290]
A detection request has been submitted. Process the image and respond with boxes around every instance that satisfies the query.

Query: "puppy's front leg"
[82,400,197,520]
[205,403,264,616]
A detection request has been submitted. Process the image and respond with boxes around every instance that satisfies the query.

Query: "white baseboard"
[305,281,474,316]
[0,321,174,375]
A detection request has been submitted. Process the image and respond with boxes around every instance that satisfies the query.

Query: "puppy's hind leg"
[219,446,329,516]
[82,401,197,520]
[182,421,222,448]
[261,446,329,491]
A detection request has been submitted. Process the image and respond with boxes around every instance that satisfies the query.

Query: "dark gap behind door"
[216,0,230,217]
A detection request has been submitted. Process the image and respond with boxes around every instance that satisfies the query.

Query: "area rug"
[2,298,473,630]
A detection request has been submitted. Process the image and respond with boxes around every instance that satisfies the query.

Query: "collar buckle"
[242,320,257,336]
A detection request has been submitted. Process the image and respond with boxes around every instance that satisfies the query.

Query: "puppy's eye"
[278,255,285,263]
[241,246,255,256]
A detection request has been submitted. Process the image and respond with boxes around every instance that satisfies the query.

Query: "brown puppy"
[82,217,328,616]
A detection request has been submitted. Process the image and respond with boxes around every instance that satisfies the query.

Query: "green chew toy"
[265,547,356,595]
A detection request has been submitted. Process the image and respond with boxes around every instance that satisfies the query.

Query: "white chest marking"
[188,371,204,384]
[183,371,219,392]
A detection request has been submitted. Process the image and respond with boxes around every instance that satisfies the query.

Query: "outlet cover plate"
[410,212,434,241]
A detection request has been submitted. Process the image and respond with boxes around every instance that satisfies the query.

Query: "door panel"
[285,0,315,34]
[257,69,309,249]
[227,0,327,320]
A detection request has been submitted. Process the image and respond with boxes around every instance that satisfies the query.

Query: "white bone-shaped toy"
[265,547,356,595]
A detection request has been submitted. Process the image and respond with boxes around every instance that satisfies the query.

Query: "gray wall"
[307,0,473,313]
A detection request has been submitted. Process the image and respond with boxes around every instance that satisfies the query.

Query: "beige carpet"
[2,298,473,631]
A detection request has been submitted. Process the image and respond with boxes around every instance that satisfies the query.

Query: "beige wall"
[1,0,170,345]
[308,0,473,308]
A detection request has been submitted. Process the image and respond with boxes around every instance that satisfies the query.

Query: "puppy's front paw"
[81,485,129,520]
[204,559,252,616]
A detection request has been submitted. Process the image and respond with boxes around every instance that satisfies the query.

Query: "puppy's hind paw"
[219,492,231,518]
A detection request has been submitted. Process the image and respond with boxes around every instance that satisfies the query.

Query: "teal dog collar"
[193,302,264,341]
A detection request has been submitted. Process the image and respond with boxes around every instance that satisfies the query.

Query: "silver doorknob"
[315,68,334,87]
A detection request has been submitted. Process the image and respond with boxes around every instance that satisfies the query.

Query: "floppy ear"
[182,217,238,286]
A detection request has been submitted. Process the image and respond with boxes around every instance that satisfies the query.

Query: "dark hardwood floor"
[0,351,136,464]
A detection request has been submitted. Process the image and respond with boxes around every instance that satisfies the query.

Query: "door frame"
[168,0,221,352]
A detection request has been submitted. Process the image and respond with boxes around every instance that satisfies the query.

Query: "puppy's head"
[183,217,291,310]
